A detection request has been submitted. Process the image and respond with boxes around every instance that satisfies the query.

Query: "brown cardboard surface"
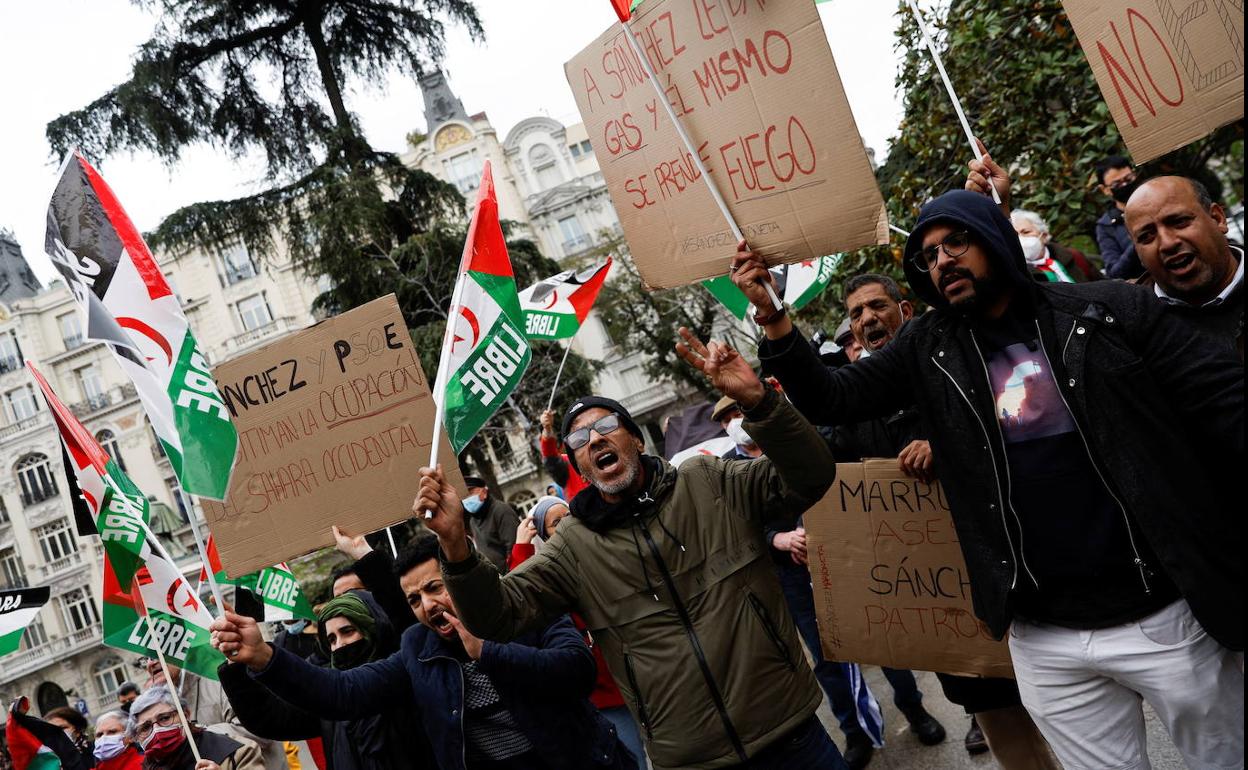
[565,0,888,289]
[201,295,464,577]
[805,460,1014,679]
[1063,0,1243,163]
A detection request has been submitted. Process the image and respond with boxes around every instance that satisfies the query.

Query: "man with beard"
[416,338,847,769]
[729,184,1244,770]
[211,537,634,770]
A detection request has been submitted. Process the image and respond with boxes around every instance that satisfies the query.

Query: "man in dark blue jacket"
[1093,155,1145,279]
[727,187,1243,770]
[210,537,635,770]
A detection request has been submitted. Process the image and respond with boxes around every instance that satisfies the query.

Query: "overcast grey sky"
[0,0,914,284]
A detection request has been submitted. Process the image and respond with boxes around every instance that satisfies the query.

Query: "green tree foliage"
[46,0,595,486]
[796,0,1243,337]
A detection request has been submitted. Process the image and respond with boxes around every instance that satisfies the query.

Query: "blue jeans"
[738,716,848,769]
[600,704,646,767]
[776,560,923,739]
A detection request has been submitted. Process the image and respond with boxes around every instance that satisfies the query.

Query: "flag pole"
[178,489,225,616]
[384,527,399,557]
[146,608,204,763]
[546,343,574,413]
[425,237,474,520]
[904,0,1001,204]
[617,19,783,311]
[889,224,911,238]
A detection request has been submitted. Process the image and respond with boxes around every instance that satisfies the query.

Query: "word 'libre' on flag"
[702,255,839,321]
[44,149,238,501]
[518,257,613,340]
[27,362,225,680]
[7,696,88,770]
[440,161,533,454]
[0,587,51,658]
[200,536,314,622]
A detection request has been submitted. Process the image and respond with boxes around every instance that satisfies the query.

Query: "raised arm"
[334,527,416,634]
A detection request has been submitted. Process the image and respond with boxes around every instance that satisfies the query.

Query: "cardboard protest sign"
[1062,0,1244,163]
[805,461,1014,678]
[565,0,887,289]
[201,295,464,577]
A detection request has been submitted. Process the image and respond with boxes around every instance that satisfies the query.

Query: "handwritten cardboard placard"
[1062,0,1243,163]
[565,0,888,289]
[201,295,464,577]
[805,461,1014,678]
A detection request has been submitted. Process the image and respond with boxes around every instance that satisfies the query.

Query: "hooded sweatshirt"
[901,191,1177,628]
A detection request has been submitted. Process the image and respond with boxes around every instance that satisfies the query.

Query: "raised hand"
[516,517,538,545]
[729,240,777,308]
[540,409,556,439]
[210,606,272,671]
[414,464,470,561]
[332,525,373,561]
[965,138,1011,214]
[444,611,483,660]
[675,327,765,410]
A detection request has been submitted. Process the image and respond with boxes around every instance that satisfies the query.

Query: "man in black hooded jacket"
[728,188,1244,770]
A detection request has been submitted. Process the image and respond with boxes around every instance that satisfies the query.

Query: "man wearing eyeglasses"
[731,182,1244,770]
[1094,155,1146,279]
[416,340,849,769]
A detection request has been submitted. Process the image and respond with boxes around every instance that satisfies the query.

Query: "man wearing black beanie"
[416,332,848,769]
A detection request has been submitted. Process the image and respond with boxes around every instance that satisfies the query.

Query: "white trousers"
[1008,599,1243,770]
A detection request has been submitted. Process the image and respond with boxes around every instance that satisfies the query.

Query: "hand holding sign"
[416,465,470,562]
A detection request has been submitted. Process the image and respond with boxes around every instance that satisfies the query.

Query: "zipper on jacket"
[1037,319,1151,594]
[419,654,469,770]
[622,653,655,742]
[637,517,749,762]
[745,591,796,671]
[930,354,1021,590]
[968,330,1040,589]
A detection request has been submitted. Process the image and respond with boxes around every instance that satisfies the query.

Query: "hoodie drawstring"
[630,516,660,602]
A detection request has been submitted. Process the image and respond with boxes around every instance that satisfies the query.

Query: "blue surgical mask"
[93,735,127,761]
[462,495,484,514]
[284,619,310,635]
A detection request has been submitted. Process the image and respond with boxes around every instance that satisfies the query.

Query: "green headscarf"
[317,594,378,669]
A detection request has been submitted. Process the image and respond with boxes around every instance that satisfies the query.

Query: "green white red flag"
[6,697,87,770]
[702,255,839,320]
[518,258,612,340]
[44,150,238,500]
[199,536,314,621]
[0,587,50,658]
[610,0,642,22]
[436,162,532,453]
[27,363,225,680]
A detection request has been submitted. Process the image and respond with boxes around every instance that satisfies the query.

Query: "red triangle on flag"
[610,0,631,22]
[460,162,513,279]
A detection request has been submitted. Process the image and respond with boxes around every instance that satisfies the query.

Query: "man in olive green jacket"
[417,329,845,770]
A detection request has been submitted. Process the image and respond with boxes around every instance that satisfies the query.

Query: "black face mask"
[331,639,374,670]
[1111,180,1138,204]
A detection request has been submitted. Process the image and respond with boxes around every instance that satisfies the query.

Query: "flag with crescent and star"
[439,161,532,453]
[702,255,840,320]
[28,363,225,680]
[43,150,238,501]
[199,535,314,622]
[518,257,612,340]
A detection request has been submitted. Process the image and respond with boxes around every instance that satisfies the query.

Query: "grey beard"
[589,458,640,495]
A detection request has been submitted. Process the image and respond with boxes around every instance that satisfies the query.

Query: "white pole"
[618,21,784,311]
[425,239,474,520]
[546,343,574,413]
[179,489,224,616]
[146,609,203,763]
[889,224,911,238]
[905,0,1002,205]
[384,527,398,557]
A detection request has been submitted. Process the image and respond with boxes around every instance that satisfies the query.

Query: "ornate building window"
[16,453,58,506]
[36,518,77,563]
[60,586,100,632]
[96,429,126,472]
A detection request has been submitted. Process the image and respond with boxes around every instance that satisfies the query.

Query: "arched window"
[36,681,68,715]
[93,656,128,699]
[15,453,58,506]
[96,429,126,472]
[528,144,563,190]
[509,490,538,512]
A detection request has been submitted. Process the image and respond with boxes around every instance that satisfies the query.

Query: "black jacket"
[761,190,1244,649]
[219,591,434,770]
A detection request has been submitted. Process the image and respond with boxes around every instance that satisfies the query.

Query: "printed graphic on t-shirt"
[986,341,1075,443]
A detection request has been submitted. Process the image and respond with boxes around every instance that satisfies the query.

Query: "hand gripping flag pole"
[904,0,1001,205]
[611,2,783,311]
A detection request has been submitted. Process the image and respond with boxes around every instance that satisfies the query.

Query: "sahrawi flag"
[0,587,50,657]
[439,161,532,452]
[518,258,612,340]
[6,697,88,770]
[44,150,237,500]
[703,255,839,320]
[28,363,225,680]
[200,535,314,621]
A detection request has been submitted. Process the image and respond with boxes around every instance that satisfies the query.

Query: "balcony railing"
[1,624,103,680]
[0,410,51,441]
[561,233,596,257]
[620,382,678,417]
[38,550,84,580]
[222,263,258,285]
[68,383,137,418]
[494,453,537,485]
[0,355,23,374]
[224,316,296,353]
[21,483,59,508]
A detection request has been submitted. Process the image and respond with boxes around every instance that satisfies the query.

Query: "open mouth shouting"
[428,607,456,638]
[1162,252,1199,279]
[592,447,621,475]
[863,327,890,349]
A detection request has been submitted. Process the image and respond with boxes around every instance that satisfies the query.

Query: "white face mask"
[1019,234,1046,263]
[725,417,754,448]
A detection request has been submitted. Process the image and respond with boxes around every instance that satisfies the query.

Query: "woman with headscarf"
[93,710,143,770]
[508,496,647,767]
[218,590,434,770]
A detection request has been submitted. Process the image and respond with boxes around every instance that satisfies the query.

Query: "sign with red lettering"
[805,461,1014,678]
[565,0,888,289]
[1062,0,1243,163]
[200,295,464,577]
